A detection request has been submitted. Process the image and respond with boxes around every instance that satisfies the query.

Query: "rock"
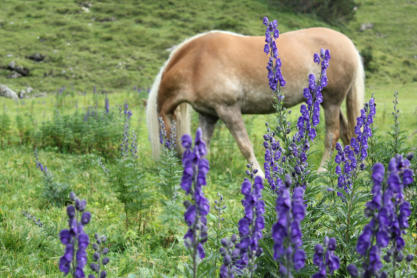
[0,84,19,100]
[8,72,22,79]
[26,53,45,62]
[7,61,30,76]
[18,87,34,98]
[360,23,374,32]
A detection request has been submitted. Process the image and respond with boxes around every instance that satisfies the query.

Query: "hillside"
[0,0,415,95]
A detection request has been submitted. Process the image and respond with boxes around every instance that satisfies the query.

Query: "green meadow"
[0,0,416,277]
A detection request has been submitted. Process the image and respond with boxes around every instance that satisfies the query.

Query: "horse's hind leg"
[199,113,218,151]
[339,111,350,145]
[318,104,341,172]
[215,105,264,178]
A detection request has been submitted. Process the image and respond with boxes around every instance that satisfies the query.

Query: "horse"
[146,27,364,177]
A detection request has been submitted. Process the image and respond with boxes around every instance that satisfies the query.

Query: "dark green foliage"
[157,147,183,243]
[16,114,36,145]
[36,107,123,159]
[110,155,150,229]
[361,46,377,73]
[367,92,417,241]
[158,148,183,200]
[322,169,370,276]
[35,155,71,207]
[107,115,151,230]
[0,106,11,147]
[276,0,357,24]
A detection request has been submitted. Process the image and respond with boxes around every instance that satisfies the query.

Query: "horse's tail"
[146,67,163,159]
[173,102,191,149]
[346,49,365,140]
[146,58,191,160]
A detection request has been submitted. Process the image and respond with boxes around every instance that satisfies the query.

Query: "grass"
[0,0,415,94]
[0,85,415,277]
[0,0,416,277]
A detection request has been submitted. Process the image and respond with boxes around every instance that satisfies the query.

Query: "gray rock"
[8,72,22,79]
[18,87,34,98]
[360,23,374,32]
[26,53,45,62]
[7,61,30,76]
[0,84,18,100]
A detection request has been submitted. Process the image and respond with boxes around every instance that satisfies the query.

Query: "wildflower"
[384,155,413,267]
[219,236,239,278]
[233,165,265,275]
[352,155,414,277]
[89,233,110,278]
[335,97,376,195]
[347,264,358,277]
[263,18,330,275]
[104,96,109,113]
[180,128,210,273]
[264,16,285,91]
[59,192,91,277]
[159,117,177,150]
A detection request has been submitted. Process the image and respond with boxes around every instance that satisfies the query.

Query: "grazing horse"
[146,28,364,176]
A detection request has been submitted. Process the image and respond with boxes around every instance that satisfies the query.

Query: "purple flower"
[104,97,109,113]
[347,264,358,277]
[59,256,71,274]
[184,205,196,226]
[264,17,285,91]
[180,128,210,271]
[81,212,91,225]
[89,233,110,276]
[233,166,265,274]
[314,53,320,64]
[313,237,340,276]
[59,192,92,276]
[60,230,71,245]
[354,155,414,277]
[263,16,269,26]
[293,249,305,270]
[335,98,376,195]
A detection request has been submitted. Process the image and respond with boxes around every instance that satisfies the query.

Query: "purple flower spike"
[335,97,376,195]
[81,212,91,225]
[230,165,266,275]
[180,128,210,274]
[59,192,92,276]
[347,264,358,277]
[313,237,340,276]
[354,155,414,277]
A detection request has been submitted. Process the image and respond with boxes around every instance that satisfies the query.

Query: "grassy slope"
[0,0,415,93]
[0,0,416,277]
[0,0,323,93]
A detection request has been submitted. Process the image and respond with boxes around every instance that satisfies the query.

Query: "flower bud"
[102,257,109,265]
[90,263,99,273]
[347,264,358,277]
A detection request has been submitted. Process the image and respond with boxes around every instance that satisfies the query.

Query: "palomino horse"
[146,28,364,176]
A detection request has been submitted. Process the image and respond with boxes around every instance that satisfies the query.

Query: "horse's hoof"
[255,170,265,180]
[317,167,328,173]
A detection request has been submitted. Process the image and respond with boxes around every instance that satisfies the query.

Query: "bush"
[277,0,357,24]
[36,104,124,159]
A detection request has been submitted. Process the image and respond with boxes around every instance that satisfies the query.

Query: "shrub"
[108,106,151,229]
[276,0,357,24]
[36,99,124,159]
[35,150,71,206]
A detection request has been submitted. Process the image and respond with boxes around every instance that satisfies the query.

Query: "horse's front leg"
[198,113,218,153]
[215,105,264,179]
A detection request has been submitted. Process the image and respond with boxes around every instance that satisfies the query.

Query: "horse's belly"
[240,91,275,114]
